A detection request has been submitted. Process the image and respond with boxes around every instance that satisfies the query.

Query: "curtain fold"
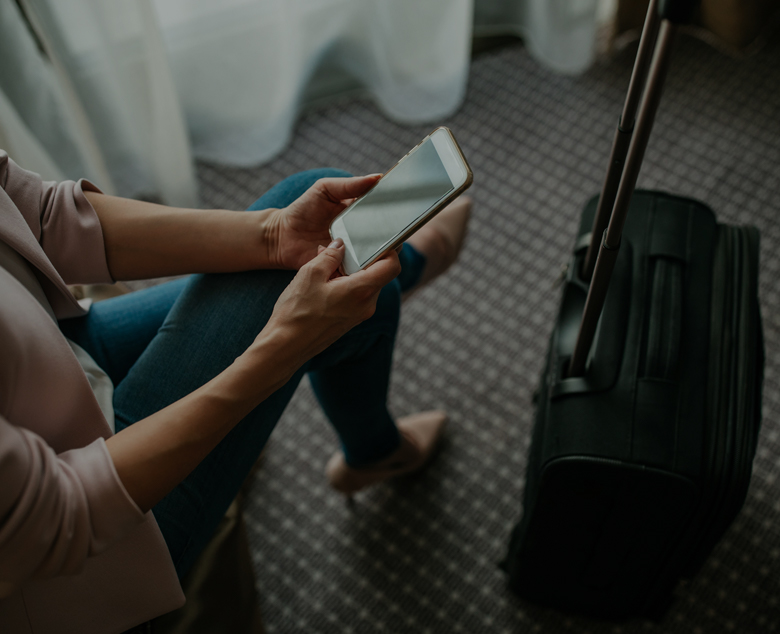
[0,85,66,182]
[474,0,601,74]
[0,0,113,189]
[151,0,473,166]
[21,0,197,205]
[0,0,602,205]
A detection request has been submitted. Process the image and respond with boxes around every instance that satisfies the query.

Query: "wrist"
[245,321,306,383]
[254,208,284,269]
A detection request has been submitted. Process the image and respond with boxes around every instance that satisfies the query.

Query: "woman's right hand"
[260,238,401,364]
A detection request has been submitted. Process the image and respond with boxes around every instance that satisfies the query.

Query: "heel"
[325,411,447,495]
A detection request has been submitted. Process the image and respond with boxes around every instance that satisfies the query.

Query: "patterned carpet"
[195,32,780,634]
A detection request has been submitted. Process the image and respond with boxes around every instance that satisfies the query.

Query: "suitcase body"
[503,191,763,618]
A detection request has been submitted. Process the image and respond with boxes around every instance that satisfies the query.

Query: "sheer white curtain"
[152,0,472,165]
[475,0,606,73]
[0,0,111,187]
[0,0,603,206]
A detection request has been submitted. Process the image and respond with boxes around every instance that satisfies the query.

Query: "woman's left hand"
[266,174,381,270]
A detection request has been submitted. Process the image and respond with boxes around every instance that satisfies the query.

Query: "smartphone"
[329,127,473,275]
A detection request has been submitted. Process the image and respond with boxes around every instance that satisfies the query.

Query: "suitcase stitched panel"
[504,191,763,618]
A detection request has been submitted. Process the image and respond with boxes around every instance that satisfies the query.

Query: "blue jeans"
[59,169,427,578]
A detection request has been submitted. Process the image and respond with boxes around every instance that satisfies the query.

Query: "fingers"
[308,240,399,305]
[314,174,382,203]
[351,250,402,288]
[307,238,345,280]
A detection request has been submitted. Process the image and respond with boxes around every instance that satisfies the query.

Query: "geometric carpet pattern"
[195,32,780,634]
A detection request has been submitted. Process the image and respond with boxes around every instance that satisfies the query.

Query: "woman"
[0,151,471,633]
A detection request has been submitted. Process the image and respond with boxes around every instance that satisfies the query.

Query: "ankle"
[344,432,402,469]
[396,243,428,295]
[325,410,447,494]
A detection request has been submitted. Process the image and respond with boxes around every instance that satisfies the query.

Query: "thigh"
[112,269,297,429]
[120,267,400,577]
[110,167,352,422]
[59,278,189,386]
[113,169,350,576]
[114,168,395,577]
[114,268,301,576]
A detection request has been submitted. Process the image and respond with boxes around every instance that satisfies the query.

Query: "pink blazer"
[0,152,184,634]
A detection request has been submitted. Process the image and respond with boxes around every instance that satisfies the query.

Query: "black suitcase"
[502,0,765,619]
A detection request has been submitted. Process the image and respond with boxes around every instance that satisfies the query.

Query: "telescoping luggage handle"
[567,0,700,378]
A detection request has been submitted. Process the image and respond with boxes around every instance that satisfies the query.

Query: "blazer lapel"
[0,191,86,318]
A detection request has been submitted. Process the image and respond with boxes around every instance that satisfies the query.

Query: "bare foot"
[403,195,472,300]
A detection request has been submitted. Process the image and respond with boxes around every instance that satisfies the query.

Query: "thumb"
[316,174,381,203]
[308,238,345,280]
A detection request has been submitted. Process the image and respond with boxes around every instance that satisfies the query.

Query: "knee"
[302,167,353,180]
[281,168,353,192]
[247,168,354,211]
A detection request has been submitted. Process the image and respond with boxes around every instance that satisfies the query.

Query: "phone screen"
[342,138,455,266]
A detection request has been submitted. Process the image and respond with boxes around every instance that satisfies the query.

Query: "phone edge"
[329,126,474,274]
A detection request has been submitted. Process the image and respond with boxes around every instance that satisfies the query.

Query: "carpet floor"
[194,32,780,634]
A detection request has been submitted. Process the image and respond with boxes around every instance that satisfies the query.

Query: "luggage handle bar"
[568,0,699,378]
[580,0,662,281]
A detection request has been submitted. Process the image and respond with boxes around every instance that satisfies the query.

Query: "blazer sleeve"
[0,151,113,285]
[0,416,146,599]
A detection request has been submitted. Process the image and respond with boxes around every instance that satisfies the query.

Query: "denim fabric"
[60,169,426,578]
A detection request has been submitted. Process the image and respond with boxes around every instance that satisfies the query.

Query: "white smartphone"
[329,127,473,275]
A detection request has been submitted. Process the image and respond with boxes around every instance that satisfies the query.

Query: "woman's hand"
[265,175,381,270]
[107,239,399,513]
[261,238,400,363]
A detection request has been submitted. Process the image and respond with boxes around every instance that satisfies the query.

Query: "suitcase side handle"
[568,0,700,378]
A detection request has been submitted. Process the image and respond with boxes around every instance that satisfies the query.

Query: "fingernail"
[328,238,344,249]
[366,173,382,178]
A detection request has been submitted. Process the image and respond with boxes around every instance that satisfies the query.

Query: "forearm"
[105,327,302,512]
[86,192,282,280]
[102,236,398,513]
